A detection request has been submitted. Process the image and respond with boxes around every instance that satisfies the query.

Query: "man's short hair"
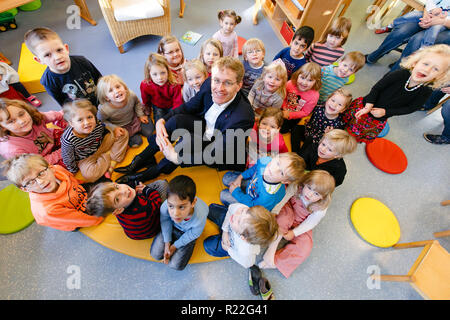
[212,56,245,84]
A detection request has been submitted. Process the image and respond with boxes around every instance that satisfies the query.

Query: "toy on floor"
[365,138,408,174]
[0,12,17,32]
[0,184,35,234]
[350,197,401,248]
[377,121,390,138]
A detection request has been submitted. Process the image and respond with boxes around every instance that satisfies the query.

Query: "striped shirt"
[115,186,162,240]
[304,42,344,67]
[61,122,106,173]
[318,65,349,104]
[248,79,284,112]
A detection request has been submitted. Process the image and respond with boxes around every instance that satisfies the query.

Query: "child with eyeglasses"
[1,154,103,231]
[241,38,266,97]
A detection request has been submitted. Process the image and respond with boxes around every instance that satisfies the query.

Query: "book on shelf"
[180,31,203,46]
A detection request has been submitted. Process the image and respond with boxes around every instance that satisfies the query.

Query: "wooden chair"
[371,240,450,300]
[98,0,171,53]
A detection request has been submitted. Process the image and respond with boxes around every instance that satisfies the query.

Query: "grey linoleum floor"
[0,0,448,300]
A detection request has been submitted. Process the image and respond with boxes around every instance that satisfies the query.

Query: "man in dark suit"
[115,57,255,184]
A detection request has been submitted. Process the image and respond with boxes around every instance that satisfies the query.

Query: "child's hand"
[355,104,373,119]
[221,232,231,251]
[135,181,146,194]
[163,243,176,264]
[282,110,290,119]
[441,86,450,95]
[370,108,386,118]
[139,115,149,124]
[114,127,126,137]
[283,230,295,241]
[229,175,242,193]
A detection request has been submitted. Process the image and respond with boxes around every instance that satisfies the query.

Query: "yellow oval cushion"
[350,197,401,248]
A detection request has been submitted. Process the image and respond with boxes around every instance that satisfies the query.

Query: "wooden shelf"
[262,0,345,45]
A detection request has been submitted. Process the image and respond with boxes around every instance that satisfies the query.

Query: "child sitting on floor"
[61,99,129,182]
[259,170,335,279]
[247,107,289,169]
[203,203,278,269]
[280,62,321,133]
[304,17,352,67]
[140,53,183,124]
[0,98,67,166]
[157,35,186,85]
[0,61,41,107]
[291,88,352,153]
[97,74,154,148]
[24,27,102,107]
[344,44,450,143]
[199,38,223,76]
[213,9,242,58]
[86,180,168,240]
[182,59,208,103]
[273,26,315,78]
[220,152,306,212]
[150,175,208,271]
[298,129,357,187]
[241,38,266,97]
[248,61,287,116]
[1,154,103,231]
[318,51,365,104]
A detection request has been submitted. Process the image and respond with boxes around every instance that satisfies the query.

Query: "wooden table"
[0,0,97,25]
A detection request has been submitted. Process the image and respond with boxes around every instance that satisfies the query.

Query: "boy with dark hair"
[150,175,208,270]
[273,26,315,78]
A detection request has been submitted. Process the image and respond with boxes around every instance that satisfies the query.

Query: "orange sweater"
[28,165,103,231]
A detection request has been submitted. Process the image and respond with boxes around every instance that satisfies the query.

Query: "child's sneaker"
[259,277,275,300]
[248,265,262,295]
[26,95,42,107]
[375,26,392,34]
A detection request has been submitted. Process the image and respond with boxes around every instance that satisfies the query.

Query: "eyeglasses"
[22,167,49,189]
[212,78,237,88]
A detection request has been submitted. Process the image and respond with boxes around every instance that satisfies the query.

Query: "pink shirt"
[213,30,239,58]
[0,110,64,164]
[282,81,319,120]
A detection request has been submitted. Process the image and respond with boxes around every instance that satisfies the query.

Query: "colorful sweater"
[305,104,345,144]
[0,110,65,164]
[282,81,319,120]
[304,42,344,67]
[232,156,286,211]
[140,80,183,110]
[242,60,265,97]
[247,123,288,168]
[28,165,103,231]
[115,186,162,240]
[248,79,284,113]
[318,64,349,103]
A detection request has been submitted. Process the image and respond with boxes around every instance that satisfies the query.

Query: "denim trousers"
[441,100,450,140]
[203,203,230,257]
[219,171,250,207]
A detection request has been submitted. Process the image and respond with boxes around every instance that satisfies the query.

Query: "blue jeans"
[367,12,447,65]
[128,121,155,147]
[203,204,230,257]
[219,171,249,207]
[390,28,450,71]
[442,99,450,140]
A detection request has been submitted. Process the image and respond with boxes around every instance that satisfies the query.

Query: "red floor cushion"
[238,36,246,55]
[365,138,408,174]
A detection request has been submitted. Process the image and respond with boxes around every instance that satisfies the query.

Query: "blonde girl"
[140,53,183,123]
[182,59,208,103]
[344,44,450,143]
[199,38,223,75]
[97,74,154,148]
[304,17,352,67]
[0,98,66,166]
[260,170,335,278]
[281,62,321,133]
[248,61,287,115]
[157,35,186,84]
[291,88,352,152]
[60,99,129,182]
[213,9,242,58]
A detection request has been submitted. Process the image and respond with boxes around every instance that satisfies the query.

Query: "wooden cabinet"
[261,0,346,46]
